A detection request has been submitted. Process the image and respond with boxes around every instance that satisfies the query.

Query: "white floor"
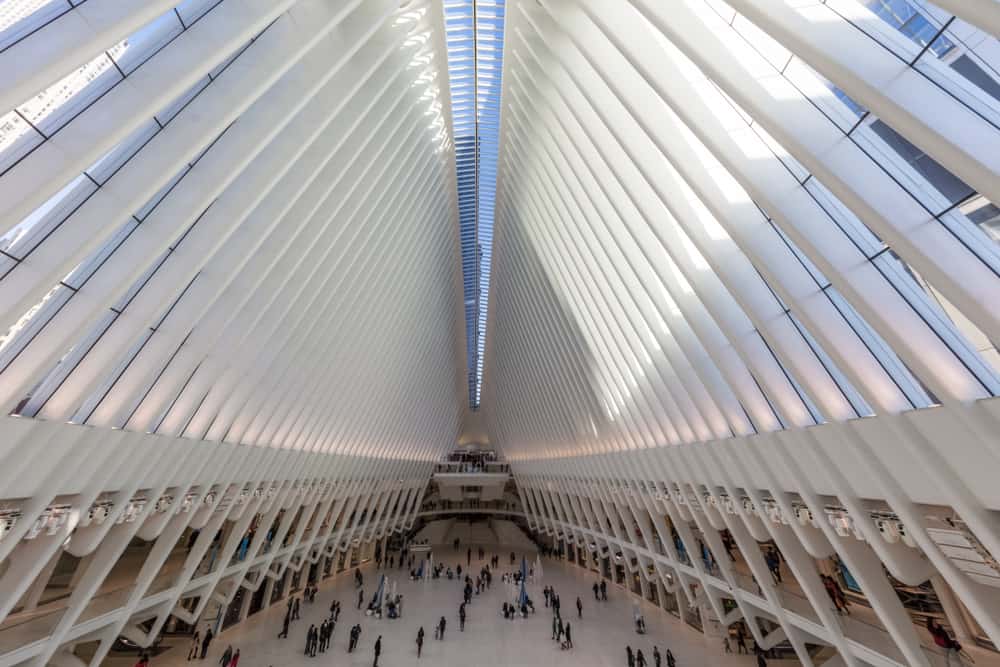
[143,549,766,667]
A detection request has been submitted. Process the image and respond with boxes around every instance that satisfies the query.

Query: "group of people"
[186,625,214,660]
[592,578,609,601]
[216,646,241,667]
[626,645,674,667]
[302,616,335,657]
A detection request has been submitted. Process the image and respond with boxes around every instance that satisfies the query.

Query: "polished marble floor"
[144,548,766,667]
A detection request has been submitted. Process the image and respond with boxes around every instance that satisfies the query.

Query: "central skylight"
[443,0,505,409]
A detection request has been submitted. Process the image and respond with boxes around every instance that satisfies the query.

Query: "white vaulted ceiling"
[3,0,1000,666]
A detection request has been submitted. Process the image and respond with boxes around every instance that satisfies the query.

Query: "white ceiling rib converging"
[0,2,999,667]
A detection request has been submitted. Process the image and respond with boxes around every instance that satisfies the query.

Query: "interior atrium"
[1,0,1000,665]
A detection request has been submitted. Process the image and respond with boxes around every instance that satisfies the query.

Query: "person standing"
[219,645,232,667]
[666,648,676,667]
[201,626,214,659]
[459,602,467,631]
[373,635,382,667]
[565,622,572,648]
[188,630,201,660]
[653,646,662,667]
[576,596,583,618]
[601,580,608,600]
[552,615,559,640]
[292,596,301,620]
[358,588,365,610]
[416,627,424,658]
[228,649,240,667]
[627,646,635,667]
[438,615,447,640]
[593,582,600,600]
[765,549,781,584]
[736,625,748,654]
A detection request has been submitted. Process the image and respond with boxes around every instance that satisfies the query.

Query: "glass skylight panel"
[0,0,69,51]
[444,0,504,408]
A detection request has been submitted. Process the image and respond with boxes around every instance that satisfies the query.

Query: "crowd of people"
[140,540,724,667]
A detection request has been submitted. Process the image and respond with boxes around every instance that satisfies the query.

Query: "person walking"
[201,626,214,659]
[358,588,365,610]
[188,630,201,660]
[600,580,608,600]
[565,622,572,648]
[459,602,467,631]
[627,646,636,667]
[438,615,447,640]
[416,627,424,658]
[305,624,315,657]
[373,635,382,667]
[292,596,301,620]
[653,646,662,667]
[637,649,647,667]
[219,645,232,667]
[552,615,559,640]
[593,582,600,600]
[666,648,676,667]
[576,596,583,618]
[227,649,240,667]
[278,611,290,639]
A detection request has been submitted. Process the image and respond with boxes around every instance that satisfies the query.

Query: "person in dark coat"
[416,627,424,657]
[666,648,676,667]
[219,645,232,667]
[576,596,583,618]
[565,622,572,648]
[437,616,447,640]
[373,635,382,667]
[627,646,635,667]
[201,626,214,658]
